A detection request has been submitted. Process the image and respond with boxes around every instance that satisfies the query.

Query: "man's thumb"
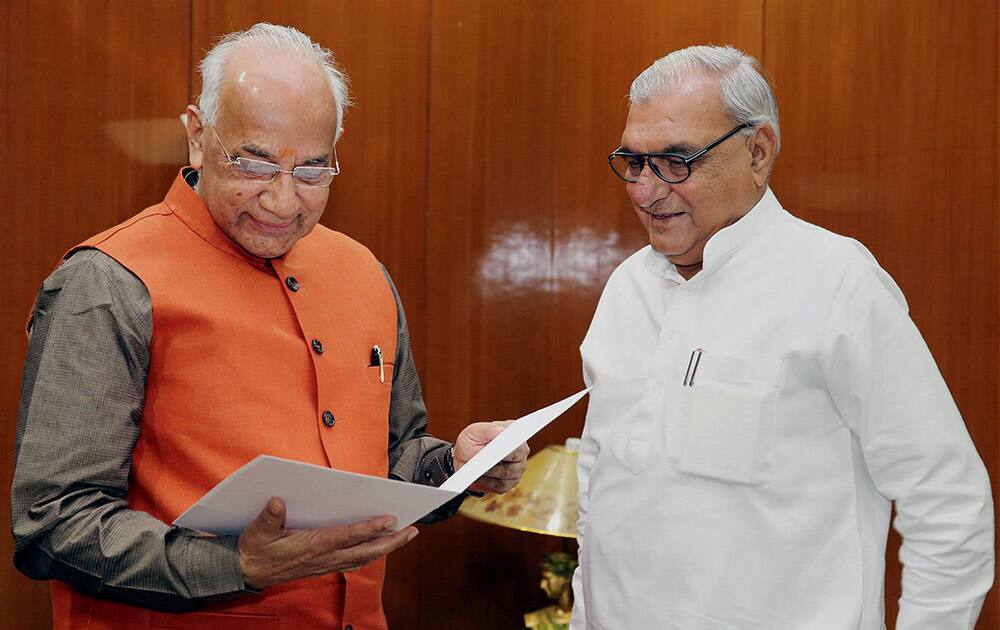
[476,421,510,443]
[245,497,286,542]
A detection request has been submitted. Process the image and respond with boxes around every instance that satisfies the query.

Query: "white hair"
[197,22,352,130]
[630,45,780,153]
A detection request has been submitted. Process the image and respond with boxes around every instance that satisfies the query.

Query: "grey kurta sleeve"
[381,268,467,522]
[11,249,249,612]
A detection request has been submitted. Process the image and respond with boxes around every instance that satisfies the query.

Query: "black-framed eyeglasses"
[210,126,340,188]
[607,122,752,184]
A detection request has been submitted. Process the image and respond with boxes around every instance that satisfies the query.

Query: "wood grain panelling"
[423,4,563,625]
[422,2,763,627]
[765,1,999,627]
[2,2,191,628]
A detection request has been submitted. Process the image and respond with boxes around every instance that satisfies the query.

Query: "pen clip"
[371,345,385,384]
[683,348,704,387]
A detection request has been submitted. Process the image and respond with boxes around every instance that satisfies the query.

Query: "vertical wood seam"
[420,1,435,627]
[187,0,194,107]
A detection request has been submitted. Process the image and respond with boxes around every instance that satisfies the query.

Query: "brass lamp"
[460,438,580,629]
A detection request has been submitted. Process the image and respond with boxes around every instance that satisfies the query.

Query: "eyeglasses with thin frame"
[209,126,340,188]
[607,122,753,184]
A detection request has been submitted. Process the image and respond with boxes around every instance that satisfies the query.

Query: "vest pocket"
[672,353,782,485]
[149,610,278,629]
[366,362,394,384]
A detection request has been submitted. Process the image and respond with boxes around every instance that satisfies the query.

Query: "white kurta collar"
[643,187,786,282]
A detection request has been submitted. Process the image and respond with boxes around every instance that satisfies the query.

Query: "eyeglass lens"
[231,158,337,187]
[609,154,689,183]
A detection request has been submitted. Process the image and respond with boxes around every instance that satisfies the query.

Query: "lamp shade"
[459,438,579,538]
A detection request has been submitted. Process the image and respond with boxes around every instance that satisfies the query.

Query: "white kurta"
[572,189,993,630]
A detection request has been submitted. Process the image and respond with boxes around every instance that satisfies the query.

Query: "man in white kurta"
[572,46,993,630]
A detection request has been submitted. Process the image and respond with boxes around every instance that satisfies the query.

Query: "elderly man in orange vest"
[11,23,528,630]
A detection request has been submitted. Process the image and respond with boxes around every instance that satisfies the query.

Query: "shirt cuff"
[419,444,453,487]
[169,530,255,599]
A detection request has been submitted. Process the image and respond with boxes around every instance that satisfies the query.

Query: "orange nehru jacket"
[51,172,398,629]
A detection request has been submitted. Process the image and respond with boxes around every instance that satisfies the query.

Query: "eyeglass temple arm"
[685,122,753,163]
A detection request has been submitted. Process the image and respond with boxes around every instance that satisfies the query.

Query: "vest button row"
[312,338,325,354]
[285,276,300,292]
[322,411,336,427]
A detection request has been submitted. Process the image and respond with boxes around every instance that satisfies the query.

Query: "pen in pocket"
[370,345,385,383]
[683,348,704,387]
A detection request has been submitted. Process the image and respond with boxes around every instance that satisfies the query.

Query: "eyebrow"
[301,155,331,167]
[662,143,698,156]
[619,143,698,156]
[238,144,331,167]
[240,144,276,161]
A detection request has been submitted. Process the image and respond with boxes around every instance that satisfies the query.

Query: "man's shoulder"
[31,248,149,336]
[41,209,163,296]
[58,248,137,281]
[764,213,881,273]
[761,212,906,308]
[43,249,129,293]
[80,204,175,251]
[605,245,654,282]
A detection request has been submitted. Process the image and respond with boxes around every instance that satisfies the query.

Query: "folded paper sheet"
[173,389,589,535]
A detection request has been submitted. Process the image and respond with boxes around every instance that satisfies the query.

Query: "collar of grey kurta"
[644,187,787,281]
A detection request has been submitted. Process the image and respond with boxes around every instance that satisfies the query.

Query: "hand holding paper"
[174,389,590,537]
[453,420,531,494]
[238,498,417,589]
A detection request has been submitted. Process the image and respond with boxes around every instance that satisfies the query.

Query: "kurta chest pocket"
[672,353,783,485]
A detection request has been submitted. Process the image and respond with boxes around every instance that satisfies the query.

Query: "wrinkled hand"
[239,497,418,589]
[453,420,530,494]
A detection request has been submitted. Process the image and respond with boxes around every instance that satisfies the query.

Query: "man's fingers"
[338,526,419,572]
[469,477,518,494]
[498,443,530,464]
[481,458,527,480]
[239,510,415,588]
[318,515,398,550]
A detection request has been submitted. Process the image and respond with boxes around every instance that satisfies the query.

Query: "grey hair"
[197,23,352,130]
[630,45,780,153]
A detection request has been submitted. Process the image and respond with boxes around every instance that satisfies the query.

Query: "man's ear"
[335,125,344,144]
[186,105,206,170]
[749,123,778,187]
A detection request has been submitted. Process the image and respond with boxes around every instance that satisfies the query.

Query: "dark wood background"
[2,1,996,628]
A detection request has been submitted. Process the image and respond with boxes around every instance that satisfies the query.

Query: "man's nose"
[627,167,666,206]
[259,172,299,217]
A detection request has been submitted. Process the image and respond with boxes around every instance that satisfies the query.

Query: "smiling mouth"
[248,215,295,233]
[644,208,685,221]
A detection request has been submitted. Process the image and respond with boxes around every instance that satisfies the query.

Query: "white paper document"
[173,389,589,535]
[439,388,589,492]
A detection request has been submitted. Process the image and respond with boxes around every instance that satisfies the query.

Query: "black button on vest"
[285,276,300,292]
[322,411,336,427]
[311,338,324,354]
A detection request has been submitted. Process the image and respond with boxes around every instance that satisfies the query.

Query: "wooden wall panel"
[422,2,763,627]
[764,1,999,627]
[423,6,564,626]
[1,1,192,628]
